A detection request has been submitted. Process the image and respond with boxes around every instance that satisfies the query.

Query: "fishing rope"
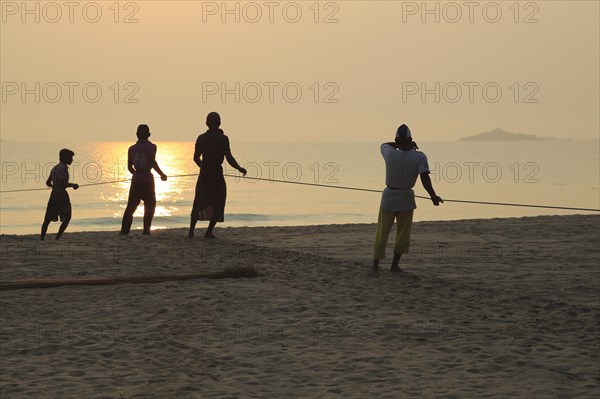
[0,172,598,212]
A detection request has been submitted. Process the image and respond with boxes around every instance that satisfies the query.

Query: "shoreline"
[2,213,598,238]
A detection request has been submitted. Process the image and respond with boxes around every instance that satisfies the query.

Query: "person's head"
[206,112,221,130]
[59,148,75,165]
[394,124,413,148]
[136,124,151,140]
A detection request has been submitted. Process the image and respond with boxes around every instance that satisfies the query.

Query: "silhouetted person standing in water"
[188,112,247,239]
[41,149,79,240]
[373,125,443,273]
[120,124,167,235]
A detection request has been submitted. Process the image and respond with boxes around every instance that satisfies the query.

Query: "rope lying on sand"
[0,266,259,291]
[1,173,599,212]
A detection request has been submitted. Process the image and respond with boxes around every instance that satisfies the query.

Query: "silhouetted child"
[120,124,167,235]
[41,149,79,240]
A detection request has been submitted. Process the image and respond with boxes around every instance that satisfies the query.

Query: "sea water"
[1,140,598,234]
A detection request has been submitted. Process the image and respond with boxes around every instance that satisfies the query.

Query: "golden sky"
[1,1,599,142]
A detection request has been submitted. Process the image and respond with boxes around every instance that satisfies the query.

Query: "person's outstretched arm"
[127,148,136,176]
[152,160,167,181]
[225,137,247,176]
[65,169,79,190]
[420,172,442,206]
[148,144,167,181]
[193,139,203,169]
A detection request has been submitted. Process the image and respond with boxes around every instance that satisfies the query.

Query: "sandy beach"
[1,214,598,398]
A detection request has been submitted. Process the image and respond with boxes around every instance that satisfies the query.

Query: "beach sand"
[1,214,599,398]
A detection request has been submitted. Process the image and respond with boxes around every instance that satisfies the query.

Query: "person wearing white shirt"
[373,124,443,273]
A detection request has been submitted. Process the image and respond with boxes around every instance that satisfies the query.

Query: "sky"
[1,0,599,142]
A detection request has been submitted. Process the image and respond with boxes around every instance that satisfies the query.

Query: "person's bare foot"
[369,259,380,276]
[369,268,380,277]
[390,254,402,273]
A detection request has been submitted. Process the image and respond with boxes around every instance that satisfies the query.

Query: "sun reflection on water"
[93,142,195,223]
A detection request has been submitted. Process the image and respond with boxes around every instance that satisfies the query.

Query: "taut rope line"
[0,173,598,213]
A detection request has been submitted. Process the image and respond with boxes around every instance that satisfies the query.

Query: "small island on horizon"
[459,128,558,142]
